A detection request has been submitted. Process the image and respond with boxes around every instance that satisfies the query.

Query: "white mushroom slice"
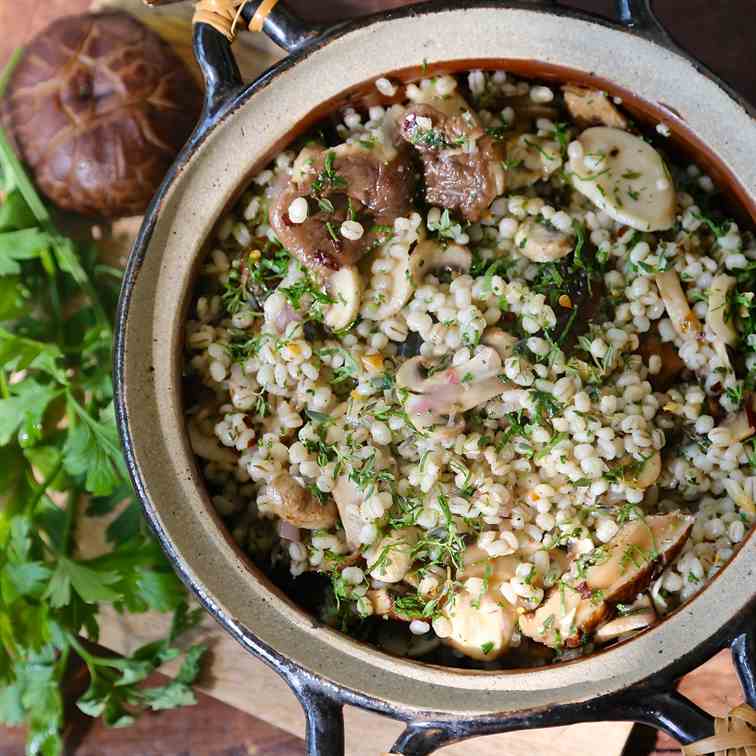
[332,476,367,550]
[514,217,575,263]
[291,145,323,185]
[481,328,518,361]
[365,238,419,320]
[406,80,471,119]
[520,512,693,648]
[460,545,518,587]
[409,239,472,284]
[625,451,662,489]
[594,608,656,643]
[655,270,702,338]
[368,527,419,583]
[505,133,562,189]
[188,419,237,466]
[443,589,517,661]
[563,85,628,129]
[399,348,511,428]
[367,588,393,616]
[707,274,737,366]
[325,266,363,332]
[721,394,756,443]
[262,473,337,530]
[332,139,397,165]
[569,127,676,231]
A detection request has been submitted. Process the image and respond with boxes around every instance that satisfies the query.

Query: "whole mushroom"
[4,12,202,217]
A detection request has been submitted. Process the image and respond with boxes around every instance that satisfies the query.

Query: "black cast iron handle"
[188,2,754,754]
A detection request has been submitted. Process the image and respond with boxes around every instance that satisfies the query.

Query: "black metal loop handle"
[193,0,321,121]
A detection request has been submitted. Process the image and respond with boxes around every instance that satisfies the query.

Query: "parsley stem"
[0,126,49,225]
[28,459,65,515]
[61,490,79,557]
[0,370,9,400]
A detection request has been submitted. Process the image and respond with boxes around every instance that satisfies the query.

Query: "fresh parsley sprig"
[0,60,204,754]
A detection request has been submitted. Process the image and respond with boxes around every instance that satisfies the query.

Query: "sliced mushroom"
[325,266,363,332]
[520,512,693,648]
[409,239,472,284]
[291,145,323,184]
[563,85,628,129]
[367,587,394,616]
[368,527,419,583]
[188,419,238,466]
[270,142,414,278]
[332,475,368,550]
[593,608,656,643]
[443,589,517,660]
[707,274,737,366]
[721,393,756,442]
[262,472,337,530]
[406,82,471,119]
[399,94,505,221]
[625,450,662,489]
[398,348,511,428]
[569,127,676,231]
[504,133,562,190]
[482,327,518,361]
[366,239,417,319]
[655,270,702,338]
[514,217,575,263]
[460,545,518,587]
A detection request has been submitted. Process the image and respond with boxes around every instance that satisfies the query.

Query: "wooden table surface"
[1,1,754,754]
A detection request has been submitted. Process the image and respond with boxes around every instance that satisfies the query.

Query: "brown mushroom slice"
[269,142,414,278]
[514,217,575,263]
[593,608,657,644]
[399,101,505,221]
[482,327,518,361]
[332,475,367,550]
[367,527,419,583]
[262,473,337,530]
[520,512,693,648]
[188,419,237,466]
[504,133,562,190]
[655,270,702,338]
[443,589,517,660]
[562,85,628,129]
[409,239,472,284]
[398,348,511,428]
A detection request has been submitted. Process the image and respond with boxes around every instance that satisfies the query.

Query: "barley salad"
[184,69,755,668]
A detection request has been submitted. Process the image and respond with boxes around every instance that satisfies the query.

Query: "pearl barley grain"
[288,196,308,224]
[341,220,364,241]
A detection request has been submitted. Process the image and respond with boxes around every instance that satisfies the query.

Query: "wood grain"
[94,605,634,756]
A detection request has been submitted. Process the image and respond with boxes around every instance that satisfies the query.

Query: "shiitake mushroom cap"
[4,12,202,218]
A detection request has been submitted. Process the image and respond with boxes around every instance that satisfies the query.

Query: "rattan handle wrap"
[192,0,280,41]
[683,704,756,756]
